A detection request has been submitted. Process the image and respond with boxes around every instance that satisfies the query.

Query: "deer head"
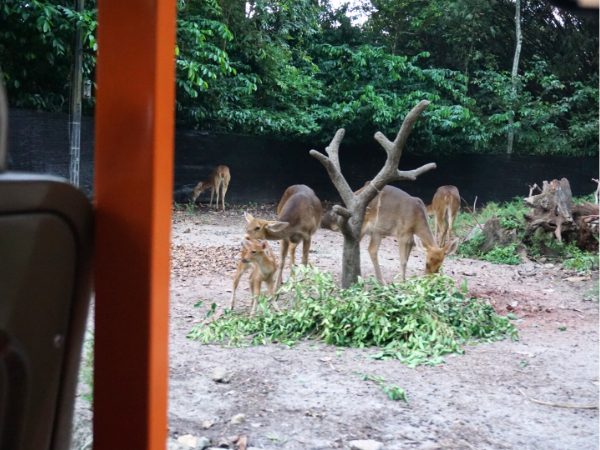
[422,239,459,275]
[244,212,289,239]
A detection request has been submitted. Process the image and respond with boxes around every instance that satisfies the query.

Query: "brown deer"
[426,185,460,247]
[244,184,322,287]
[322,185,457,282]
[192,165,231,211]
[230,238,277,314]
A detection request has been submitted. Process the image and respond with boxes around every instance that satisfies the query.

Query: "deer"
[191,164,231,211]
[230,238,278,315]
[426,185,460,247]
[322,185,457,283]
[244,184,323,288]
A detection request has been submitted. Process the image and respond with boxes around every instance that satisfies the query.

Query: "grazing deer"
[244,184,323,287]
[230,238,277,314]
[192,165,231,211]
[322,185,457,282]
[426,185,460,247]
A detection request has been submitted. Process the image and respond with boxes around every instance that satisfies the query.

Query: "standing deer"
[244,184,322,288]
[230,238,277,314]
[427,185,460,247]
[192,165,231,211]
[323,185,457,282]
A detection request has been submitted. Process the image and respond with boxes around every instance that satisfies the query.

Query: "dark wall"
[7,109,95,194]
[7,109,599,205]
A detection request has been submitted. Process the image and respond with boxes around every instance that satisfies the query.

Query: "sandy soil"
[166,203,599,450]
[73,203,599,450]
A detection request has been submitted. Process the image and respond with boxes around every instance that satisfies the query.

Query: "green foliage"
[188,267,517,367]
[561,243,598,273]
[477,199,528,231]
[81,330,94,404]
[0,0,98,111]
[360,373,408,402]
[456,228,485,259]
[456,199,525,264]
[482,244,522,265]
[2,0,597,156]
[456,199,526,264]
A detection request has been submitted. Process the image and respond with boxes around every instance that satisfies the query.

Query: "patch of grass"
[188,267,518,367]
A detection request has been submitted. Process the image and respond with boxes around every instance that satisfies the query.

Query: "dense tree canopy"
[0,0,597,155]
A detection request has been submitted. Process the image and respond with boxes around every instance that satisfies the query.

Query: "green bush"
[188,267,518,367]
[562,244,599,273]
[482,244,522,265]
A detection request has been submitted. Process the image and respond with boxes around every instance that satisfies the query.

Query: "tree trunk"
[507,0,522,155]
[524,178,574,243]
[341,234,362,288]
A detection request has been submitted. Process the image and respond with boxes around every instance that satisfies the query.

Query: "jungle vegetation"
[1,0,598,156]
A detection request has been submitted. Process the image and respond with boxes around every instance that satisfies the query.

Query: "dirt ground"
[74,203,599,450]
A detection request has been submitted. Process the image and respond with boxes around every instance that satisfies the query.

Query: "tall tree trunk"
[507,0,522,155]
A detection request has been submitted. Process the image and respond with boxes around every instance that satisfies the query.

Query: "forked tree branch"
[312,101,434,232]
[310,128,355,206]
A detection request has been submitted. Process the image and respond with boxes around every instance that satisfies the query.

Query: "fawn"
[230,238,277,314]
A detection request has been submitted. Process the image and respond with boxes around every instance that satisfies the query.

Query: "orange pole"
[93,1,176,449]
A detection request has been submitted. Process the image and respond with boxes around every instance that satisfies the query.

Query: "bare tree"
[310,100,436,287]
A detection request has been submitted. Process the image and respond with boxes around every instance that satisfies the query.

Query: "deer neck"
[264,227,292,241]
[414,222,438,250]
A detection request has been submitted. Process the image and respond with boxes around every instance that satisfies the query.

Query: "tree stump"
[480,217,519,253]
[524,178,598,252]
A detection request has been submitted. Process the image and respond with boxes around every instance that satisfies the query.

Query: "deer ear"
[242,237,252,248]
[444,238,459,255]
[266,221,289,233]
[244,212,255,223]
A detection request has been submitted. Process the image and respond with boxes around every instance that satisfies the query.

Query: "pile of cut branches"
[188,267,518,367]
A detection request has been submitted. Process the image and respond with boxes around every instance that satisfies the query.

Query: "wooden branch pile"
[524,178,599,251]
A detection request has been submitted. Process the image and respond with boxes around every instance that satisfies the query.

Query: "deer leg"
[230,262,249,310]
[301,238,311,266]
[220,183,225,211]
[209,187,215,209]
[436,212,445,246]
[250,275,261,315]
[276,239,290,288]
[367,234,384,283]
[446,212,456,246]
[398,236,414,281]
[222,182,229,211]
[289,242,298,268]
